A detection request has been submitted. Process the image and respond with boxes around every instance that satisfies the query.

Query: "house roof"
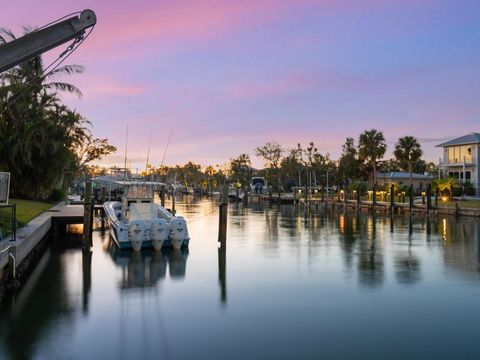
[377,172,434,180]
[436,133,480,147]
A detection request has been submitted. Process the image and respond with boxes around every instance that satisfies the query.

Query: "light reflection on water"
[1,196,480,359]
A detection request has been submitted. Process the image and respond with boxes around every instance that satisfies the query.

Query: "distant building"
[436,133,480,195]
[377,172,434,192]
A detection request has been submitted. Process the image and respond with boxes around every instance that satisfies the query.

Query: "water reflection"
[218,245,227,305]
[107,238,189,289]
[3,199,480,359]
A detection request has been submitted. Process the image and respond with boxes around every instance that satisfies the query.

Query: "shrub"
[48,188,65,202]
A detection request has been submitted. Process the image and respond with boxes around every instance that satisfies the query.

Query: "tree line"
[138,129,443,194]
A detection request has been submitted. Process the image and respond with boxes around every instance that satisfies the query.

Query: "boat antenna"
[123,122,129,180]
[160,127,173,168]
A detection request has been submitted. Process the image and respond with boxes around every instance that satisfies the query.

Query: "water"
[1,197,480,359]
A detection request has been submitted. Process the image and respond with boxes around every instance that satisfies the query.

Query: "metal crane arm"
[0,9,96,73]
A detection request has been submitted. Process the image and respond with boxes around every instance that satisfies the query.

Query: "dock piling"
[409,185,414,213]
[82,175,93,250]
[390,184,395,213]
[218,184,228,244]
[160,185,166,207]
[426,184,432,215]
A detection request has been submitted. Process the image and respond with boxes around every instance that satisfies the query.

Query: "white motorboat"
[102,182,189,251]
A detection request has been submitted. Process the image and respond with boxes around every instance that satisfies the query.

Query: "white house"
[436,133,480,195]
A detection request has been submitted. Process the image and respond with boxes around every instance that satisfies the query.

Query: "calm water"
[1,197,480,359]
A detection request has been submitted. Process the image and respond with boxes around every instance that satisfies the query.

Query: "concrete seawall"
[0,202,83,280]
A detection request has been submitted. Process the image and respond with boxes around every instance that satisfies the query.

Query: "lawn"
[4,199,54,224]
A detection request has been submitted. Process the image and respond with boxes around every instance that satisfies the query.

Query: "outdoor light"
[441,196,448,201]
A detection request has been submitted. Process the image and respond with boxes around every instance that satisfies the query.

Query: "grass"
[8,198,54,223]
[0,199,53,237]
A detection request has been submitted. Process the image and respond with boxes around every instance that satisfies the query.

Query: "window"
[466,171,471,180]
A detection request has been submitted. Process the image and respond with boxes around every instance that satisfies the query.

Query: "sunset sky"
[3,0,480,169]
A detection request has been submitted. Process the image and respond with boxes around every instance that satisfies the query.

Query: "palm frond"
[45,82,83,98]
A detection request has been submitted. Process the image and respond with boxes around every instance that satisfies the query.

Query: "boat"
[251,177,267,194]
[102,181,190,251]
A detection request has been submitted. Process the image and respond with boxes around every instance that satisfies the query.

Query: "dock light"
[298,189,302,193]
[441,196,448,202]
[421,192,426,196]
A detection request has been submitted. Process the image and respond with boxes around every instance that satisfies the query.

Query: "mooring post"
[426,184,432,215]
[434,188,438,208]
[372,183,377,212]
[243,186,249,205]
[409,184,414,213]
[356,186,361,209]
[100,187,106,204]
[172,186,176,215]
[160,184,166,207]
[343,183,347,208]
[390,184,395,213]
[83,175,93,250]
[321,185,325,202]
[218,183,228,244]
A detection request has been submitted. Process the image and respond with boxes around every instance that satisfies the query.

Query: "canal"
[1,197,480,359]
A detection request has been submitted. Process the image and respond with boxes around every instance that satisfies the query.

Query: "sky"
[2,0,480,170]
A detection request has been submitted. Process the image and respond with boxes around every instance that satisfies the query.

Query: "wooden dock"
[298,198,480,218]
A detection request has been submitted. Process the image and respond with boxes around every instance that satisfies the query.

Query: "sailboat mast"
[123,122,129,180]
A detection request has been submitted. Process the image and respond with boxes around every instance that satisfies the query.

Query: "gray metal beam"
[0,9,96,73]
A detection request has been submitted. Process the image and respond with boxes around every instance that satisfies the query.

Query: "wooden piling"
[409,185,414,213]
[390,184,394,213]
[160,184,166,207]
[356,186,361,208]
[372,184,377,212]
[218,184,228,244]
[82,175,93,249]
[426,184,432,215]
[172,187,176,215]
[243,186,249,204]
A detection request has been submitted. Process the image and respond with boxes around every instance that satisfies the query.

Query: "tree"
[255,142,283,193]
[338,137,360,183]
[358,129,387,185]
[229,154,252,188]
[254,142,283,169]
[393,136,423,187]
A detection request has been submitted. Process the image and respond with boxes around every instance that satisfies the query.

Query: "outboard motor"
[151,218,170,251]
[128,220,146,251]
[169,217,188,250]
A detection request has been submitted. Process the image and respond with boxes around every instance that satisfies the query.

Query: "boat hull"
[104,202,190,251]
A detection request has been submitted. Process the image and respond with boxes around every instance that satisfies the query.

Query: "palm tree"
[358,129,387,185]
[393,136,423,187]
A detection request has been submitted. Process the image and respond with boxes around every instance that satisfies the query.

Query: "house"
[436,133,480,195]
[377,172,434,192]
